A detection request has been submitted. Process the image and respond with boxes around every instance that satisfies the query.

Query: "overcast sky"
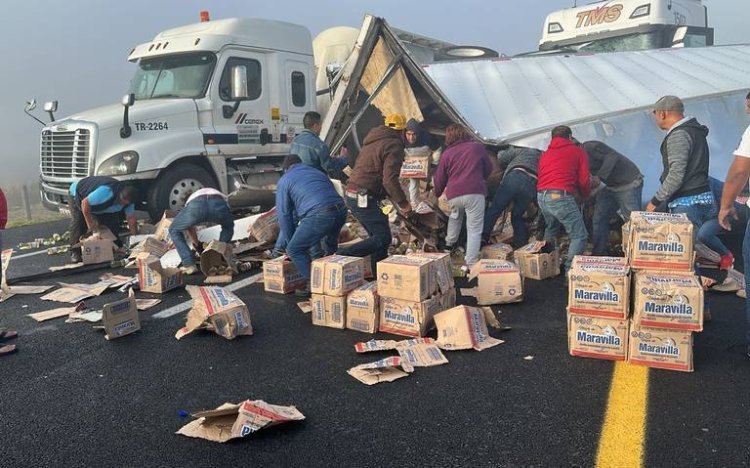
[0,0,747,187]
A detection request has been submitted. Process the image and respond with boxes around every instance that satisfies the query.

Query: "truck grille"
[41,129,91,178]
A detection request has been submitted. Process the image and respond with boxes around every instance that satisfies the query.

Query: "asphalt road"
[1,220,749,467]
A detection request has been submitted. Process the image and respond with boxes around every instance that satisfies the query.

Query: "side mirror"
[25,99,37,112]
[44,100,58,122]
[122,93,135,107]
[120,93,135,138]
[230,65,249,100]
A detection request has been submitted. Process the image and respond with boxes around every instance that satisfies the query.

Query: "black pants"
[68,195,124,255]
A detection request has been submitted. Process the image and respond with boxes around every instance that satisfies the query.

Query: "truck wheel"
[147,164,217,221]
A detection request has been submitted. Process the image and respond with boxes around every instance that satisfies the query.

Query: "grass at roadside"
[6,206,66,229]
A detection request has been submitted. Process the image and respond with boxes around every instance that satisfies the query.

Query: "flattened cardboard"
[377,255,434,302]
[28,306,79,322]
[568,257,630,319]
[434,305,503,351]
[129,236,170,261]
[379,294,443,338]
[262,256,305,294]
[514,241,560,280]
[102,290,140,340]
[481,243,514,261]
[567,313,629,361]
[347,357,410,385]
[627,211,694,271]
[628,323,693,372]
[177,399,305,443]
[396,340,448,370]
[346,282,379,333]
[468,260,524,305]
[176,286,253,340]
[249,208,279,243]
[137,252,184,294]
[41,282,110,303]
[310,294,346,329]
[310,255,364,296]
[135,299,162,310]
[199,241,238,277]
[632,272,703,331]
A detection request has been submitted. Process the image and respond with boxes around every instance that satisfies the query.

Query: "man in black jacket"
[583,141,643,255]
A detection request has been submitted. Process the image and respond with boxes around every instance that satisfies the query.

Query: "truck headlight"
[98,151,139,175]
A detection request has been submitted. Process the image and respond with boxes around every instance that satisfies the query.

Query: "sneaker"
[711,277,741,293]
[70,252,82,264]
[294,285,310,298]
[719,253,735,270]
[180,265,199,275]
[442,244,455,254]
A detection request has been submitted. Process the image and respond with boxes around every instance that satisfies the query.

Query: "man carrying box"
[276,155,348,297]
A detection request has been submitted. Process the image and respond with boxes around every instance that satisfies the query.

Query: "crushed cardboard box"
[346,282,379,333]
[567,313,629,361]
[310,255,365,296]
[249,208,279,244]
[200,241,238,278]
[379,294,443,338]
[434,305,504,351]
[632,272,703,331]
[347,357,411,385]
[353,338,448,371]
[466,260,523,305]
[176,286,253,340]
[514,241,560,280]
[626,211,694,271]
[628,323,693,372]
[137,252,184,294]
[177,399,305,443]
[481,243,514,261]
[310,294,346,329]
[263,256,305,294]
[567,256,630,320]
[102,289,140,340]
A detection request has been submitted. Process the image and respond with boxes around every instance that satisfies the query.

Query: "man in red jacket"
[536,126,591,272]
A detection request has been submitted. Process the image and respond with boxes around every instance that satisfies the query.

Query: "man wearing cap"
[289,111,347,176]
[719,90,750,358]
[339,114,412,273]
[536,126,591,272]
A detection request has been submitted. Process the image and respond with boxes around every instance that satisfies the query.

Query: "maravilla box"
[467,259,523,305]
[310,255,364,296]
[263,257,305,294]
[377,255,435,302]
[346,282,379,333]
[628,323,693,372]
[514,241,560,280]
[311,294,346,329]
[632,272,703,331]
[379,294,443,337]
[626,211,694,271]
[567,313,629,361]
[568,256,630,319]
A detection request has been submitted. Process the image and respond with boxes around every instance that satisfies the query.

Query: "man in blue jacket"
[290,111,347,175]
[276,155,347,296]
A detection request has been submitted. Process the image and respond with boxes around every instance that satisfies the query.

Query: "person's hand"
[343,166,353,177]
[645,201,657,212]
[718,206,738,231]
[590,176,601,189]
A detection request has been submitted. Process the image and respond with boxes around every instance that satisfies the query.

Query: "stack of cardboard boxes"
[377,253,455,337]
[567,211,702,372]
[310,255,365,329]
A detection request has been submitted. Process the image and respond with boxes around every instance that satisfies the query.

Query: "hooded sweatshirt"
[348,125,408,207]
[651,117,710,206]
[404,119,439,150]
[537,137,591,198]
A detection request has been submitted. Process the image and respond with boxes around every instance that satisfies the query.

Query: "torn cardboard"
[28,305,81,322]
[514,241,560,280]
[137,252,183,294]
[347,357,411,385]
[628,323,693,372]
[200,241,238,278]
[626,211,694,271]
[102,289,140,340]
[346,282,379,333]
[310,255,365,296]
[262,256,305,294]
[249,208,279,243]
[1,249,11,293]
[153,210,177,246]
[567,256,631,320]
[310,294,346,329]
[434,305,503,351]
[176,399,305,443]
[297,301,312,314]
[41,282,110,303]
[632,272,704,331]
[136,299,162,310]
[567,313,629,361]
[176,286,253,340]
[467,260,523,305]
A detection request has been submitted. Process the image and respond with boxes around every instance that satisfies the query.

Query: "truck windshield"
[129,52,216,100]
[574,32,660,53]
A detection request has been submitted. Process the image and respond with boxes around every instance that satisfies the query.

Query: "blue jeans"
[273,228,323,259]
[169,196,234,267]
[286,204,347,282]
[670,202,714,315]
[482,170,537,247]
[592,182,643,255]
[538,191,588,271]
[744,220,750,345]
[338,195,391,274]
[697,219,731,256]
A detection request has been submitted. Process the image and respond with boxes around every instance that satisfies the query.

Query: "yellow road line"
[596,362,650,468]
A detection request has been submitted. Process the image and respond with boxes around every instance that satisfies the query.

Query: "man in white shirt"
[718,91,750,358]
[168,187,234,275]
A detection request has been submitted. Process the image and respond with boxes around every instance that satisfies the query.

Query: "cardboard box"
[377,255,434,302]
[568,257,630,319]
[571,255,628,268]
[407,252,454,295]
[346,282,379,333]
[399,147,431,179]
[363,255,373,280]
[154,210,177,246]
[200,241,238,277]
[310,255,365,296]
[433,305,503,351]
[136,252,184,294]
[176,286,253,340]
[514,241,560,280]
[177,399,305,443]
[567,313,629,361]
[481,243,514,261]
[379,294,443,338]
[628,323,693,372]
[262,256,305,294]
[249,208,279,244]
[311,294,347,329]
[102,289,140,340]
[626,211,694,271]
[621,222,631,257]
[81,238,116,265]
[467,260,523,305]
[632,272,704,331]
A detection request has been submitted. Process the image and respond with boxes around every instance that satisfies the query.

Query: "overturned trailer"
[323,15,750,198]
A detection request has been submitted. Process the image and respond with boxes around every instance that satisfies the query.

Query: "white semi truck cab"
[40,14,315,219]
[539,0,713,52]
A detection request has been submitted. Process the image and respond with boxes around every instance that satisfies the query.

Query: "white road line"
[152,272,263,319]
[13,250,49,260]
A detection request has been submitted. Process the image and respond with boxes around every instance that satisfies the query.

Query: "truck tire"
[147,164,217,221]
